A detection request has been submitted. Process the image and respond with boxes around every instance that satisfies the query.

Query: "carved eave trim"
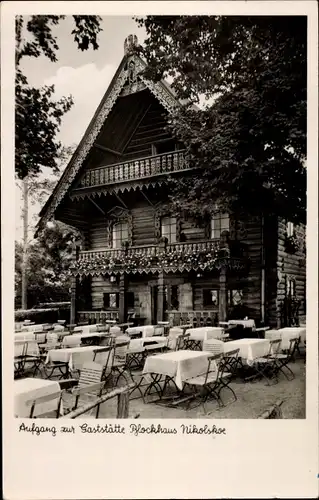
[69,179,167,201]
[37,54,182,234]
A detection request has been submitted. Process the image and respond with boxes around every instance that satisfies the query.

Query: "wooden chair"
[271,337,300,381]
[183,334,202,351]
[202,339,224,356]
[184,353,236,414]
[27,391,63,418]
[14,341,28,378]
[251,339,282,385]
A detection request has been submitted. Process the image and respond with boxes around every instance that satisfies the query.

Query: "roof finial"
[124,34,138,55]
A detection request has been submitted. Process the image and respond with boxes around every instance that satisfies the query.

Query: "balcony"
[78,150,190,189]
[71,238,249,276]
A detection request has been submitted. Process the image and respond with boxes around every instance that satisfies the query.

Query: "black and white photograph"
[12,12,309,421]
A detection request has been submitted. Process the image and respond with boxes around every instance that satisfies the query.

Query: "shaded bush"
[15,305,70,324]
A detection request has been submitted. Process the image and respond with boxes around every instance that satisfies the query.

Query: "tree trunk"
[21,176,28,309]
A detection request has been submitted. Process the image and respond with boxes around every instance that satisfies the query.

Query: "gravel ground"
[81,357,306,419]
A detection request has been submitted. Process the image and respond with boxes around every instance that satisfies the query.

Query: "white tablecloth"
[228,319,256,329]
[185,327,225,341]
[46,345,108,371]
[129,336,167,352]
[224,338,270,365]
[15,332,46,343]
[126,325,155,338]
[265,328,305,349]
[21,324,47,333]
[14,340,39,357]
[14,378,62,417]
[143,350,210,390]
[74,325,98,333]
[61,334,82,347]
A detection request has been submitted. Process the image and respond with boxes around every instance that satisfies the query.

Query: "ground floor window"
[104,293,119,308]
[228,289,243,306]
[203,289,219,307]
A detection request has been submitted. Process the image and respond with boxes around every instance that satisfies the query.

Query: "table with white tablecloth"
[21,324,47,333]
[14,340,40,357]
[15,331,46,343]
[228,319,256,329]
[45,345,108,371]
[14,378,62,417]
[185,327,225,341]
[126,325,155,338]
[223,338,270,366]
[74,324,99,334]
[129,336,168,352]
[143,350,210,390]
[265,327,305,350]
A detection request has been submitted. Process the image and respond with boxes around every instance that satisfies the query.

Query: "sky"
[16,16,147,241]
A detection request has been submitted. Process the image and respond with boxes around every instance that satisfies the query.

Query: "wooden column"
[70,244,79,324]
[219,266,228,322]
[70,276,78,325]
[157,271,165,323]
[119,274,127,323]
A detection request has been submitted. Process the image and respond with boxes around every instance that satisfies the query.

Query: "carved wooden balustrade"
[79,150,188,187]
[167,310,219,327]
[74,238,248,276]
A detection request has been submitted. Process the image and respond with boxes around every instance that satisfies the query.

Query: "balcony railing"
[79,150,189,188]
[78,240,220,262]
[71,238,248,276]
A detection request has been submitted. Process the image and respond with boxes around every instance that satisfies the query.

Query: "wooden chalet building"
[38,35,306,329]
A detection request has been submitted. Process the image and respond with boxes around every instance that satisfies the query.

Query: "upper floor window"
[161,216,177,244]
[112,221,128,249]
[152,139,177,156]
[286,222,294,238]
[211,213,230,239]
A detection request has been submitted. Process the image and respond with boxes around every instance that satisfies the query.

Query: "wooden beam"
[122,103,153,153]
[141,190,154,207]
[114,192,128,209]
[94,143,122,156]
[88,197,106,216]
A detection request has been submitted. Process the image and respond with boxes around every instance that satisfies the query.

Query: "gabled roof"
[37,48,184,234]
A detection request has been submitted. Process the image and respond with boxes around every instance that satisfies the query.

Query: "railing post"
[117,391,129,418]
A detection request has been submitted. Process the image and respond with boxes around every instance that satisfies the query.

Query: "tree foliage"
[15,221,80,308]
[15,15,102,179]
[136,16,307,224]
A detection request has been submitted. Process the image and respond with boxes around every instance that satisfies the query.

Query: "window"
[286,222,294,238]
[228,289,243,306]
[152,139,176,155]
[103,293,119,309]
[161,216,177,244]
[211,213,230,239]
[203,289,219,307]
[112,221,128,249]
[287,278,296,297]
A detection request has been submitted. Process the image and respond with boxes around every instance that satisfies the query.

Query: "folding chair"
[93,345,115,384]
[175,332,190,351]
[184,353,235,414]
[14,341,28,378]
[27,391,64,418]
[183,335,202,351]
[271,337,299,381]
[60,361,105,417]
[203,339,224,356]
[251,339,282,385]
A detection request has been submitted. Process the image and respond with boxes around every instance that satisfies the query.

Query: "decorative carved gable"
[37,51,181,234]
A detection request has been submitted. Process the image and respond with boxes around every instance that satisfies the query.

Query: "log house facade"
[38,35,306,329]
